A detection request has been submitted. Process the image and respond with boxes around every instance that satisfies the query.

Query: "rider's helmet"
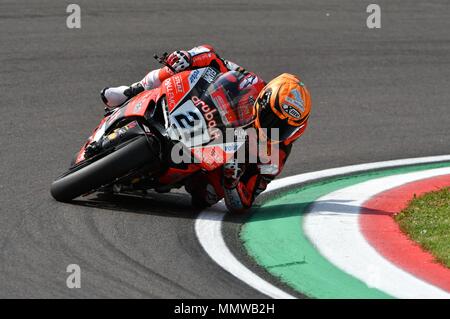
[254,73,311,144]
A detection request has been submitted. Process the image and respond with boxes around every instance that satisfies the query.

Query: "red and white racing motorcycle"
[51,65,259,202]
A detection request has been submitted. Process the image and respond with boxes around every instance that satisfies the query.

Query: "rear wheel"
[51,136,160,202]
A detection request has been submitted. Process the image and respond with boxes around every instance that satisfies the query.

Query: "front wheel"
[51,136,160,202]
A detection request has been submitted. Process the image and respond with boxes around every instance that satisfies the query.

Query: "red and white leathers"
[185,132,303,214]
[102,44,243,108]
[139,44,243,90]
[102,44,307,213]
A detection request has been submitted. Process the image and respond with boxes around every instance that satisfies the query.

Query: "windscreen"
[202,71,258,129]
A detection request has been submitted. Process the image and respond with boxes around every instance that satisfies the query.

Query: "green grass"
[395,187,450,268]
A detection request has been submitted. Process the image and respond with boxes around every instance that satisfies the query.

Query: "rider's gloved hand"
[223,161,245,189]
[166,50,192,72]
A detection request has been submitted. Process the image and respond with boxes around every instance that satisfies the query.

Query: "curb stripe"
[360,174,450,293]
[241,162,450,298]
[195,204,295,299]
[304,167,450,298]
[196,155,450,298]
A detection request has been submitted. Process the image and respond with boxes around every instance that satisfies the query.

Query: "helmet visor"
[257,105,301,142]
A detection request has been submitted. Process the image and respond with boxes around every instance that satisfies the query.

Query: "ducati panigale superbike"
[51,66,258,202]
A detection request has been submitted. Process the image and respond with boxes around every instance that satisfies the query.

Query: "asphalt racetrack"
[0,0,449,298]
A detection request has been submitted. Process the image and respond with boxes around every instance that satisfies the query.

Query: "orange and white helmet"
[254,73,311,144]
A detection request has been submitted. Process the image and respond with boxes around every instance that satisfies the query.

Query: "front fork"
[85,120,160,158]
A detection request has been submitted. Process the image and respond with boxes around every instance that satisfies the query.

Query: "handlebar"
[153,52,177,74]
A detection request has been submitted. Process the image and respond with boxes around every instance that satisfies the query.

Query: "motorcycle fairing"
[73,67,255,187]
[74,90,161,164]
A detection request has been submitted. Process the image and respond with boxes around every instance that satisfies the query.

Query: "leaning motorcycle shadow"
[70,190,200,219]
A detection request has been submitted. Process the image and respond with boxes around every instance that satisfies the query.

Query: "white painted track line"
[195,202,295,299]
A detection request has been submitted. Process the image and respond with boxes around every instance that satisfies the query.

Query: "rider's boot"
[185,173,220,209]
[100,82,144,109]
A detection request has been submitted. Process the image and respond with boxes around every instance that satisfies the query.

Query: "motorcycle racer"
[101,45,311,213]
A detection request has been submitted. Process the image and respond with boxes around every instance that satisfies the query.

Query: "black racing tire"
[51,136,159,202]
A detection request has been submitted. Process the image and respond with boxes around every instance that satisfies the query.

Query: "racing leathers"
[101,44,306,213]
[184,140,297,214]
[101,44,243,108]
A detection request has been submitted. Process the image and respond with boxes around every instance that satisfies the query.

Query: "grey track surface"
[1,0,449,298]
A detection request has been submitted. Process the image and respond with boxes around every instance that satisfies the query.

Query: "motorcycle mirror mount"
[153,52,176,74]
